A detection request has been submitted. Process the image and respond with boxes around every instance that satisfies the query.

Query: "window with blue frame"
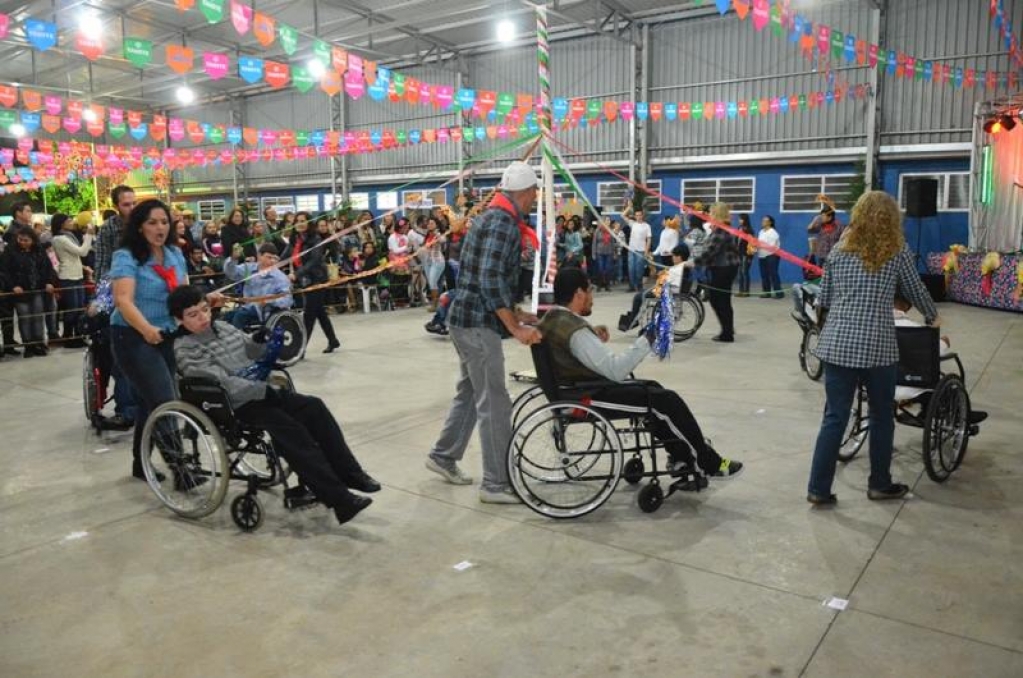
[682,177,755,212]
[781,175,856,212]
[898,172,969,212]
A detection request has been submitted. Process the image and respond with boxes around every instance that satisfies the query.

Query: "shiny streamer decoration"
[235,324,285,382]
[652,284,675,360]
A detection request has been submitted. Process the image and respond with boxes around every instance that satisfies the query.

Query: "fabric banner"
[0,13,9,40]
[278,23,298,55]
[25,19,57,52]
[230,1,252,35]
[123,38,153,68]
[204,52,229,80]
[166,45,194,75]
[292,66,315,93]
[76,33,103,61]
[253,12,275,47]
[238,56,264,84]
[22,90,41,111]
[264,61,289,89]
[199,0,225,24]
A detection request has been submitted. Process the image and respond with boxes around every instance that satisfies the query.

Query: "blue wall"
[190,157,970,285]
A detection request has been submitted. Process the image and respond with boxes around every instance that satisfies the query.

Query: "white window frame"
[680,177,756,213]
[260,196,295,215]
[376,191,399,211]
[197,199,226,222]
[897,172,970,213]
[348,192,370,211]
[294,195,320,214]
[402,189,447,211]
[597,180,662,215]
[780,174,857,213]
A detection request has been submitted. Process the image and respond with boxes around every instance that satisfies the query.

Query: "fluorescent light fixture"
[497,20,515,43]
[176,85,195,104]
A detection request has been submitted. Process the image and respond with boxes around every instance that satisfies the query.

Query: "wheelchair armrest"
[179,374,222,389]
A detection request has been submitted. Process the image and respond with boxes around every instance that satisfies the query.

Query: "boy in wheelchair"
[167,285,379,526]
[223,243,293,329]
[542,268,743,480]
[617,244,692,332]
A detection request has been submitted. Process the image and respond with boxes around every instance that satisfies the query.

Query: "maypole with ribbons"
[532,4,558,314]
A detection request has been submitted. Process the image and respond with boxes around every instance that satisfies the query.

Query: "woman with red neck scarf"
[109,200,193,480]
[285,211,340,355]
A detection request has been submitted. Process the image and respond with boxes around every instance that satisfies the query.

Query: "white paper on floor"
[453,561,474,572]
[755,409,766,415]
[92,447,110,454]
[62,531,89,543]
[823,597,849,611]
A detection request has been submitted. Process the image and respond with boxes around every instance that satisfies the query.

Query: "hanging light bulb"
[307,58,326,79]
[496,20,515,43]
[9,122,26,138]
[79,10,103,35]
[82,107,98,122]
[176,85,195,104]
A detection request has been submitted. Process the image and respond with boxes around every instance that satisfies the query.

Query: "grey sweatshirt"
[173,321,269,408]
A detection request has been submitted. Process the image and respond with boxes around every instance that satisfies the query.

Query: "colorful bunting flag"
[124,38,153,68]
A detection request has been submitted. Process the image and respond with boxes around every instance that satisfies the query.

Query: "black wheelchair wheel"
[82,350,100,422]
[507,402,623,519]
[838,386,868,463]
[511,385,546,430]
[231,494,264,532]
[672,294,704,342]
[801,327,823,381]
[623,457,645,485]
[922,375,970,483]
[637,482,664,513]
[266,311,307,367]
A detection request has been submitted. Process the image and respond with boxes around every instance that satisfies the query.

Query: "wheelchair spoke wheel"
[801,327,823,381]
[508,402,623,519]
[672,294,704,342]
[230,494,264,532]
[623,457,645,485]
[141,401,230,519]
[838,387,868,463]
[82,350,100,421]
[922,376,970,483]
[267,311,307,367]
[511,385,546,430]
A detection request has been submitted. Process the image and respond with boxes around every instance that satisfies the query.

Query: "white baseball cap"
[500,161,539,191]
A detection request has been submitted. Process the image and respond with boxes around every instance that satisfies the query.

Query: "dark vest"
[538,308,602,382]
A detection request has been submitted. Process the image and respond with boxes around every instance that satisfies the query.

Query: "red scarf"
[489,192,539,253]
[152,264,180,292]
[291,234,304,269]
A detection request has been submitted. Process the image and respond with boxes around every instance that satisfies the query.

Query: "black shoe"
[712,335,734,343]
[867,483,909,501]
[106,414,135,431]
[132,465,166,483]
[968,410,988,425]
[424,321,447,335]
[173,468,209,492]
[346,471,382,493]
[323,340,341,354]
[3,346,20,356]
[32,345,49,356]
[807,493,837,506]
[333,495,373,525]
[63,338,87,349]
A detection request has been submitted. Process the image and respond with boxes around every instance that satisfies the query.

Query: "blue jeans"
[628,251,646,290]
[111,325,177,467]
[228,305,263,329]
[758,255,782,297]
[58,279,86,339]
[808,362,898,496]
[594,253,614,286]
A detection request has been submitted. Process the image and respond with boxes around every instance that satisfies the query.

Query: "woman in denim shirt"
[109,200,191,479]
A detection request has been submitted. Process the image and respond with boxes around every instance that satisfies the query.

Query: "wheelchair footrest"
[283,495,320,511]
[667,473,708,495]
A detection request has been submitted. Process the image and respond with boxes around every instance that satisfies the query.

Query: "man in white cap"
[425,160,543,504]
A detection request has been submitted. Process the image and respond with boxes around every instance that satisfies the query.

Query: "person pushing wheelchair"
[167,284,379,526]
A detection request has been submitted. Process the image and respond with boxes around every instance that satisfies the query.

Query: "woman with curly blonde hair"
[692,202,741,342]
[807,190,940,506]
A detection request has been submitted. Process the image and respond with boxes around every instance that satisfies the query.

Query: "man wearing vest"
[425,161,543,504]
[539,267,744,480]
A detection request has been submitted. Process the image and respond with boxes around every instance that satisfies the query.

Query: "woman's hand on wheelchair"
[594,325,610,343]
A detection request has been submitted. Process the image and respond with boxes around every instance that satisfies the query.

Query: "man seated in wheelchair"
[892,294,988,427]
[222,243,293,329]
[618,244,692,332]
[167,285,380,526]
[542,268,743,480]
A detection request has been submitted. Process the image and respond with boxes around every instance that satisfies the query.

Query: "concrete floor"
[1,292,1021,678]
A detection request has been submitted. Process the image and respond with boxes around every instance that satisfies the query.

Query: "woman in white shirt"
[51,213,95,347]
[756,215,783,299]
[654,215,681,267]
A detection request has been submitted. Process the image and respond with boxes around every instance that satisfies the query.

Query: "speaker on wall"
[906,178,939,218]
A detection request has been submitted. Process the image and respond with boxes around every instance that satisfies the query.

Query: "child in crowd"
[223,243,293,329]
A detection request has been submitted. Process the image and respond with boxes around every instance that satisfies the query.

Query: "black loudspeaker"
[920,273,946,302]
[906,178,939,217]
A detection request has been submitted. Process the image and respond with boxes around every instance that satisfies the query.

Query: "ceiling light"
[9,122,26,138]
[496,20,515,43]
[176,85,195,104]
[307,58,326,79]
[82,108,97,122]
[79,10,102,35]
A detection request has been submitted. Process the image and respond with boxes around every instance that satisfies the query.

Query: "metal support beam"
[627,26,638,186]
[328,93,348,208]
[864,0,886,188]
[456,61,470,196]
[638,23,650,186]
[229,98,248,205]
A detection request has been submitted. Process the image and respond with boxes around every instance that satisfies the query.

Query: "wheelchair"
[835,326,981,483]
[138,369,314,532]
[638,289,705,342]
[791,283,822,381]
[506,342,708,519]
[235,306,306,367]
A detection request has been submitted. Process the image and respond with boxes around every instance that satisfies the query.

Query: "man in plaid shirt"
[426,161,543,504]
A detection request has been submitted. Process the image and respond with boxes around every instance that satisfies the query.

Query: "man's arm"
[478,218,541,344]
[569,330,651,382]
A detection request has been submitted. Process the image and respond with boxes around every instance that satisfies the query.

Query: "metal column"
[328,93,347,209]
[864,0,887,189]
[229,97,248,205]
[638,23,650,189]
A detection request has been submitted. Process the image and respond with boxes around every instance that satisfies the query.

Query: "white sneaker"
[479,487,522,505]
[425,458,474,485]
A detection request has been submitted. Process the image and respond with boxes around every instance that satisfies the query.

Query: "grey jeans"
[429,325,512,492]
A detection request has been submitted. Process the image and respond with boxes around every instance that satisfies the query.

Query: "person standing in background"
[623,207,652,292]
[691,203,740,343]
[50,214,95,348]
[735,214,755,297]
[756,215,784,299]
[591,218,616,291]
[654,215,681,268]
[807,206,845,264]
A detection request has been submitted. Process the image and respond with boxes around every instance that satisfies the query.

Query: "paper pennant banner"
[22,90,41,111]
[344,71,365,99]
[0,13,9,40]
[278,23,298,55]
[166,45,195,75]
[238,56,264,84]
[123,38,153,68]
[230,0,252,35]
[752,0,769,31]
[292,66,315,93]
[25,19,57,52]
[76,32,103,61]
[204,52,229,80]
[264,61,289,89]
[199,0,225,24]
[253,12,275,47]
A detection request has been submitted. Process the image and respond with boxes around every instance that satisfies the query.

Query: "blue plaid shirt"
[109,246,188,332]
[813,246,937,368]
[447,200,524,336]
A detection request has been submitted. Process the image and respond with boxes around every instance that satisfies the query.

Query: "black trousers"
[236,390,363,508]
[0,298,16,346]
[301,288,339,346]
[707,265,738,339]
[586,380,722,474]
